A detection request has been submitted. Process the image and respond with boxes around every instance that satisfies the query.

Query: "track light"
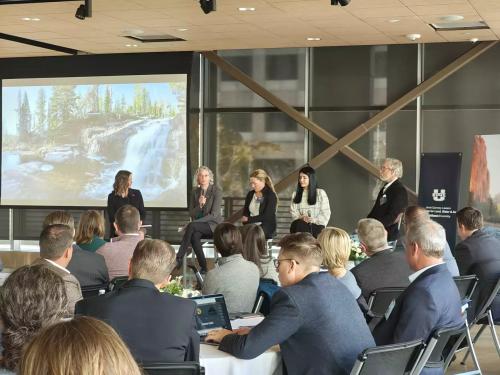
[331,0,350,6]
[75,0,92,20]
[199,0,216,14]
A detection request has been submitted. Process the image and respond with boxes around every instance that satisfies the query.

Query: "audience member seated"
[32,224,82,315]
[175,166,223,274]
[403,206,459,277]
[0,265,68,374]
[77,239,199,363]
[75,210,107,253]
[317,227,362,300]
[242,169,278,239]
[373,220,463,372]
[43,211,109,287]
[352,218,412,300]
[455,207,500,321]
[206,232,375,375]
[97,204,144,280]
[19,317,142,375]
[202,223,259,314]
[240,224,279,284]
[289,165,331,238]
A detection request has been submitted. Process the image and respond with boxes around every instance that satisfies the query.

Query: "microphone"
[307,210,313,234]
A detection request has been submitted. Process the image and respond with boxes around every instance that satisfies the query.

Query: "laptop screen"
[190,294,232,335]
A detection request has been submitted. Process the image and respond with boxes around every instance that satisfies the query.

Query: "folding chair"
[350,339,424,375]
[80,282,109,298]
[108,276,128,291]
[141,361,204,375]
[368,287,406,318]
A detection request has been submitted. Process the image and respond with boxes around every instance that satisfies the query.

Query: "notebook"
[190,294,232,338]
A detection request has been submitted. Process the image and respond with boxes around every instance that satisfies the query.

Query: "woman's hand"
[241,216,249,223]
[199,195,207,207]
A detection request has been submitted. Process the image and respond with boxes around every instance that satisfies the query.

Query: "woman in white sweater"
[290,165,331,238]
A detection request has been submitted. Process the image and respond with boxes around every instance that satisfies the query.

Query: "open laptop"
[190,294,232,342]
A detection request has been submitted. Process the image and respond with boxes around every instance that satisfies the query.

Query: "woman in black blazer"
[242,169,278,239]
[175,166,223,273]
[107,170,145,238]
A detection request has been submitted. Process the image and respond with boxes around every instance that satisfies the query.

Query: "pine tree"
[35,88,47,133]
[18,92,32,140]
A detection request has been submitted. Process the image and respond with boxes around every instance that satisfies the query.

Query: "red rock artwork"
[469,135,490,203]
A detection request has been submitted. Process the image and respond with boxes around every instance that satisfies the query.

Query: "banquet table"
[200,343,282,375]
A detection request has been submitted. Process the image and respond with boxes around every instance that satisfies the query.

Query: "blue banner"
[418,153,462,248]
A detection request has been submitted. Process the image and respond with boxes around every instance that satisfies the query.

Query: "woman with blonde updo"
[318,227,362,300]
[242,169,278,239]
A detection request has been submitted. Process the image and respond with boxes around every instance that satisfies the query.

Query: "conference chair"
[108,276,128,291]
[141,361,204,375]
[252,278,279,316]
[367,287,406,318]
[453,275,479,302]
[411,324,481,375]
[349,339,424,375]
[461,277,500,364]
[80,282,109,298]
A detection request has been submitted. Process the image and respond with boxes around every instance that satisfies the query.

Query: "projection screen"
[1,74,188,208]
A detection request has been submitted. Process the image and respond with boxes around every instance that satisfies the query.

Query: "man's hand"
[233,327,251,335]
[205,328,233,343]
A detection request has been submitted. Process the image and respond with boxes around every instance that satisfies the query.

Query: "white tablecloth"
[200,344,282,375]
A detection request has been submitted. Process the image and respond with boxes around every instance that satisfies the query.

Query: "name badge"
[380,194,387,205]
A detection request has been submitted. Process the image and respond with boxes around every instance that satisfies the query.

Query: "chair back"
[368,287,406,317]
[252,278,279,316]
[141,361,204,375]
[109,276,129,291]
[469,262,500,323]
[453,275,478,301]
[350,339,424,375]
[81,282,109,298]
[411,324,466,375]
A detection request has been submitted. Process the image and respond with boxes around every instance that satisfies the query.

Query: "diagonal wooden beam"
[273,41,498,193]
[202,50,379,178]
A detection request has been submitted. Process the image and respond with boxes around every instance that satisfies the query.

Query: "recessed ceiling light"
[440,15,464,22]
[238,7,256,12]
[32,18,40,21]
[177,28,188,31]
[125,44,138,48]
[21,17,40,21]
[470,38,479,43]
[388,19,400,23]
[306,37,321,41]
[406,33,421,41]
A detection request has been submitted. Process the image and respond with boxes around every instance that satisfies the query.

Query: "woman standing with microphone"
[175,166,223,274]
[107,170,145,238]
[290,165,330,238]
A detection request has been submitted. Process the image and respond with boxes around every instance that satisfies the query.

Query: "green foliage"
[160,277,184,296]
[17,92,32,140]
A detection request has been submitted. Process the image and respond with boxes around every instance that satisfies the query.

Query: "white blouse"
[290,188,331,226]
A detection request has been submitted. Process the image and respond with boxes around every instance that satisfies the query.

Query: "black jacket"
[367,179,408,241]
[107,188,146,237]
[242,185,277,239]
[76,278,199,363]
[67,245,109,287]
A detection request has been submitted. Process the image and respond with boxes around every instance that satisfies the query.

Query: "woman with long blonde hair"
[107,170,145,237]
[318,227,362,300]
[242,169,278,239]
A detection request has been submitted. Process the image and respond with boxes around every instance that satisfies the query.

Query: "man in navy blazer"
[76,239,199,363]
[455,207,500,321]
[373,220,463,374]
[367,158,408,241]
[206,232,375,375]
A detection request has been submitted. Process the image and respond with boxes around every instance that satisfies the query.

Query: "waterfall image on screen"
[1,74,188,208]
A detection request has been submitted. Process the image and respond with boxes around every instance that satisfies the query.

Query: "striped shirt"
[290,188,331,226]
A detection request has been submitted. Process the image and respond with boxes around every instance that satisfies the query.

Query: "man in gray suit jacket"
[33,224,83,316]
[67,245,109,287]
[353,218,412,300]
[206,233,375,375]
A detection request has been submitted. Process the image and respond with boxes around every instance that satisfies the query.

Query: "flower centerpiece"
[349,239,367,263]
[160,276,201,298]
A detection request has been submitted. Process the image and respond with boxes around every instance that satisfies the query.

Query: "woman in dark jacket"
[242,169,278,239]
[107,170,145,238]
[175,166,223,273]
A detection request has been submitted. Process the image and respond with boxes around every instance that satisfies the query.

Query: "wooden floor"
[447,325,500,375]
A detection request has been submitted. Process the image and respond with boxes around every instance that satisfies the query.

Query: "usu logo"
[432,189,446,202]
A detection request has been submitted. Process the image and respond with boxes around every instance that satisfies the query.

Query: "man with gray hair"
[373,220,463,371]
[367,158,408,241]
[352,218,412,300]
[76,239,199,363]
[403,206,459,277]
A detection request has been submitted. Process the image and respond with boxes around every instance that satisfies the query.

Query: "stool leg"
[487,310,500,356]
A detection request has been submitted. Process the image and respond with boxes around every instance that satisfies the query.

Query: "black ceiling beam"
[0,33,81,55]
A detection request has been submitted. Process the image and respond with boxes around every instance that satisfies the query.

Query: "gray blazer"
[67,245,109,287]
[189,185,223,232]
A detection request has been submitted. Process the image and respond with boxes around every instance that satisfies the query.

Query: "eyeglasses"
[273,258,299,269]
[380,166,394,171]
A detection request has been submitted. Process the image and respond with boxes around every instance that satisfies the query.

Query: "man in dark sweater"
[206,232,374,375]
[352,218,412,301]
